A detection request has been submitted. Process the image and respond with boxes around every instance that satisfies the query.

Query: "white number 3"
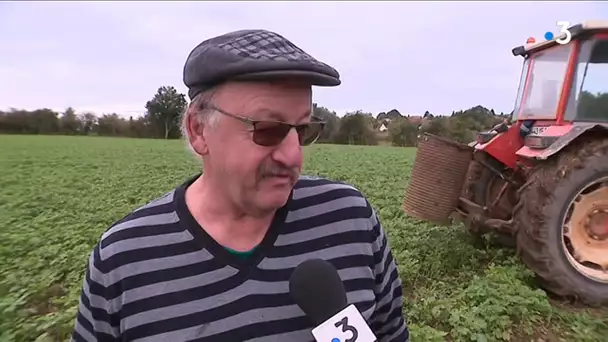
[556,21,572,45]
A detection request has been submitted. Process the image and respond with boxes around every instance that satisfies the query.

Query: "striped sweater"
[72,174,409,341]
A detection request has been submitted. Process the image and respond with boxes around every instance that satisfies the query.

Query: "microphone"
[289,259,377,342]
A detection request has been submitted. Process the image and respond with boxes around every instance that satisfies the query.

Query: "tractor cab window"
[511,58,530,121]
[518,44,572,119]
[569,38,608,122]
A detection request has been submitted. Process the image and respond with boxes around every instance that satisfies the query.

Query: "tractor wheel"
[462,152,518,247]
[515,138,608,306]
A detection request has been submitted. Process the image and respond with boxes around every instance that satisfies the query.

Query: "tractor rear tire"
[463,152,516,247]
[514,137,608,306]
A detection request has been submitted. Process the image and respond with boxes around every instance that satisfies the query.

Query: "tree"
[29,109,60,134]
[128,116,152,138]
[144,86,187,139]
[420,116,450,138]
[79,112,97,135]
[577,90,608,120]
[388,117,418,147]
[95,113,129,136]
[313,103,340,143]
[334,111,378,145]
[377,109,403,121]
[60,107,80,135]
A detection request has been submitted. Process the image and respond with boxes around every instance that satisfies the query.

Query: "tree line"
[0,86,187,140]
[313,104,514,146]
[0,84,539,146]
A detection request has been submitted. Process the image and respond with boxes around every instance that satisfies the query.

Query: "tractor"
[403,21,608,306]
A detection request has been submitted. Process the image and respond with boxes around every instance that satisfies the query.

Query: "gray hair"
[179,87,221,158]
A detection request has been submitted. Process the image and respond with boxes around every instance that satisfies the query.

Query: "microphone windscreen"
[289,259,348,325]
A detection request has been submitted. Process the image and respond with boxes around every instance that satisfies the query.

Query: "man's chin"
[257,185,293,208]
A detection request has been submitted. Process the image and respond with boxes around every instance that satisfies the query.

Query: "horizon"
[1,2,606,118]
[0,102,511,120]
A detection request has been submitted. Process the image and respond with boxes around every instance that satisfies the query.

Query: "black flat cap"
[183,29,341,100]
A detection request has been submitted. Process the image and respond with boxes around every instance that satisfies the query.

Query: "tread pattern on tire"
[514,135,608,306]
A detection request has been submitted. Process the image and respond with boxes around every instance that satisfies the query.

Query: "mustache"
[259,161,300,181]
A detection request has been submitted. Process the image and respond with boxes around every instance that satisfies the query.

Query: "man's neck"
[185,174,276,251]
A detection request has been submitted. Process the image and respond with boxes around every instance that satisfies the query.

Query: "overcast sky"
[1,1,606,117]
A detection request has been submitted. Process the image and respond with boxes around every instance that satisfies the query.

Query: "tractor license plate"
[531,126,548,135]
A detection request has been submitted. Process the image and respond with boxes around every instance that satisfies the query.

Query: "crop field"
[0,134,607,342]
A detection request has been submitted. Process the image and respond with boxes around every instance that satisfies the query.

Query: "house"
[379,123,388,132]
[407,115,430,130]
[407,116,424,125]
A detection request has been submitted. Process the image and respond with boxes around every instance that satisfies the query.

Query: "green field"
[1,135,606,342]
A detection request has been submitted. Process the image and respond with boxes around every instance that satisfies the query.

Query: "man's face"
[196,80,312,214]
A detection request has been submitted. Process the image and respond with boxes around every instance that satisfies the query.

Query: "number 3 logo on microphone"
[332,316,359,342]
[311,304,377,342]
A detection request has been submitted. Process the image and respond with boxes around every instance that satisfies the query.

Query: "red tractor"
[403,21,608,306]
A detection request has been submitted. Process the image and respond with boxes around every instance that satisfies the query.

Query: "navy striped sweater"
[72,175,409,341]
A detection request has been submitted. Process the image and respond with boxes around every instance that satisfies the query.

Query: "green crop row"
[0,135,606,342]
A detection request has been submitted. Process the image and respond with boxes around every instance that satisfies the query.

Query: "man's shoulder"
[294,175,367,199]
[292,175,372,217]
[106,189,178,232]
[95,189,183,266]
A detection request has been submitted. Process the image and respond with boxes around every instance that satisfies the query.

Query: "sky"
[1,1,606,118]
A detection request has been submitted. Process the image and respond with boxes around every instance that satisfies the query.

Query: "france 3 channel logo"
[536,21,573,45]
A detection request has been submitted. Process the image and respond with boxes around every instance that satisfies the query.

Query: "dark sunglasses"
[200,101,325,147]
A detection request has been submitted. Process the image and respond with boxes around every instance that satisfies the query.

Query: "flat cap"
[183,29,341,100]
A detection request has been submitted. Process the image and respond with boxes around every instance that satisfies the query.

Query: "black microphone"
[289,258,348,325]
[289,259,377,342]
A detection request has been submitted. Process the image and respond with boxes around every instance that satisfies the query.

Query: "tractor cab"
[513,21,608,124]
[475,21,608,169]
[403,21,608,307]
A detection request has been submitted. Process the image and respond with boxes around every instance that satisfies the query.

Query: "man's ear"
[186,112,209,156]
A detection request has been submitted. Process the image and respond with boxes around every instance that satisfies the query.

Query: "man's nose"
[272,128,302,167]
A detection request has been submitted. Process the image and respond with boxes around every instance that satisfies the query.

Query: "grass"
[0,134,606,342]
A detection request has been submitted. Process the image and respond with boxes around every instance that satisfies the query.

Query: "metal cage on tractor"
[403,21,608,306]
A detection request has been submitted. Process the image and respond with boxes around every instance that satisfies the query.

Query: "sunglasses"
[200,102,325,147]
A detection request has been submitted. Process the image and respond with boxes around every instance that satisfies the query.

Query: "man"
[72,29,408,342]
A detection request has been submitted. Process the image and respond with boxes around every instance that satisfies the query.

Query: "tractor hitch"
[455,197,516,234]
